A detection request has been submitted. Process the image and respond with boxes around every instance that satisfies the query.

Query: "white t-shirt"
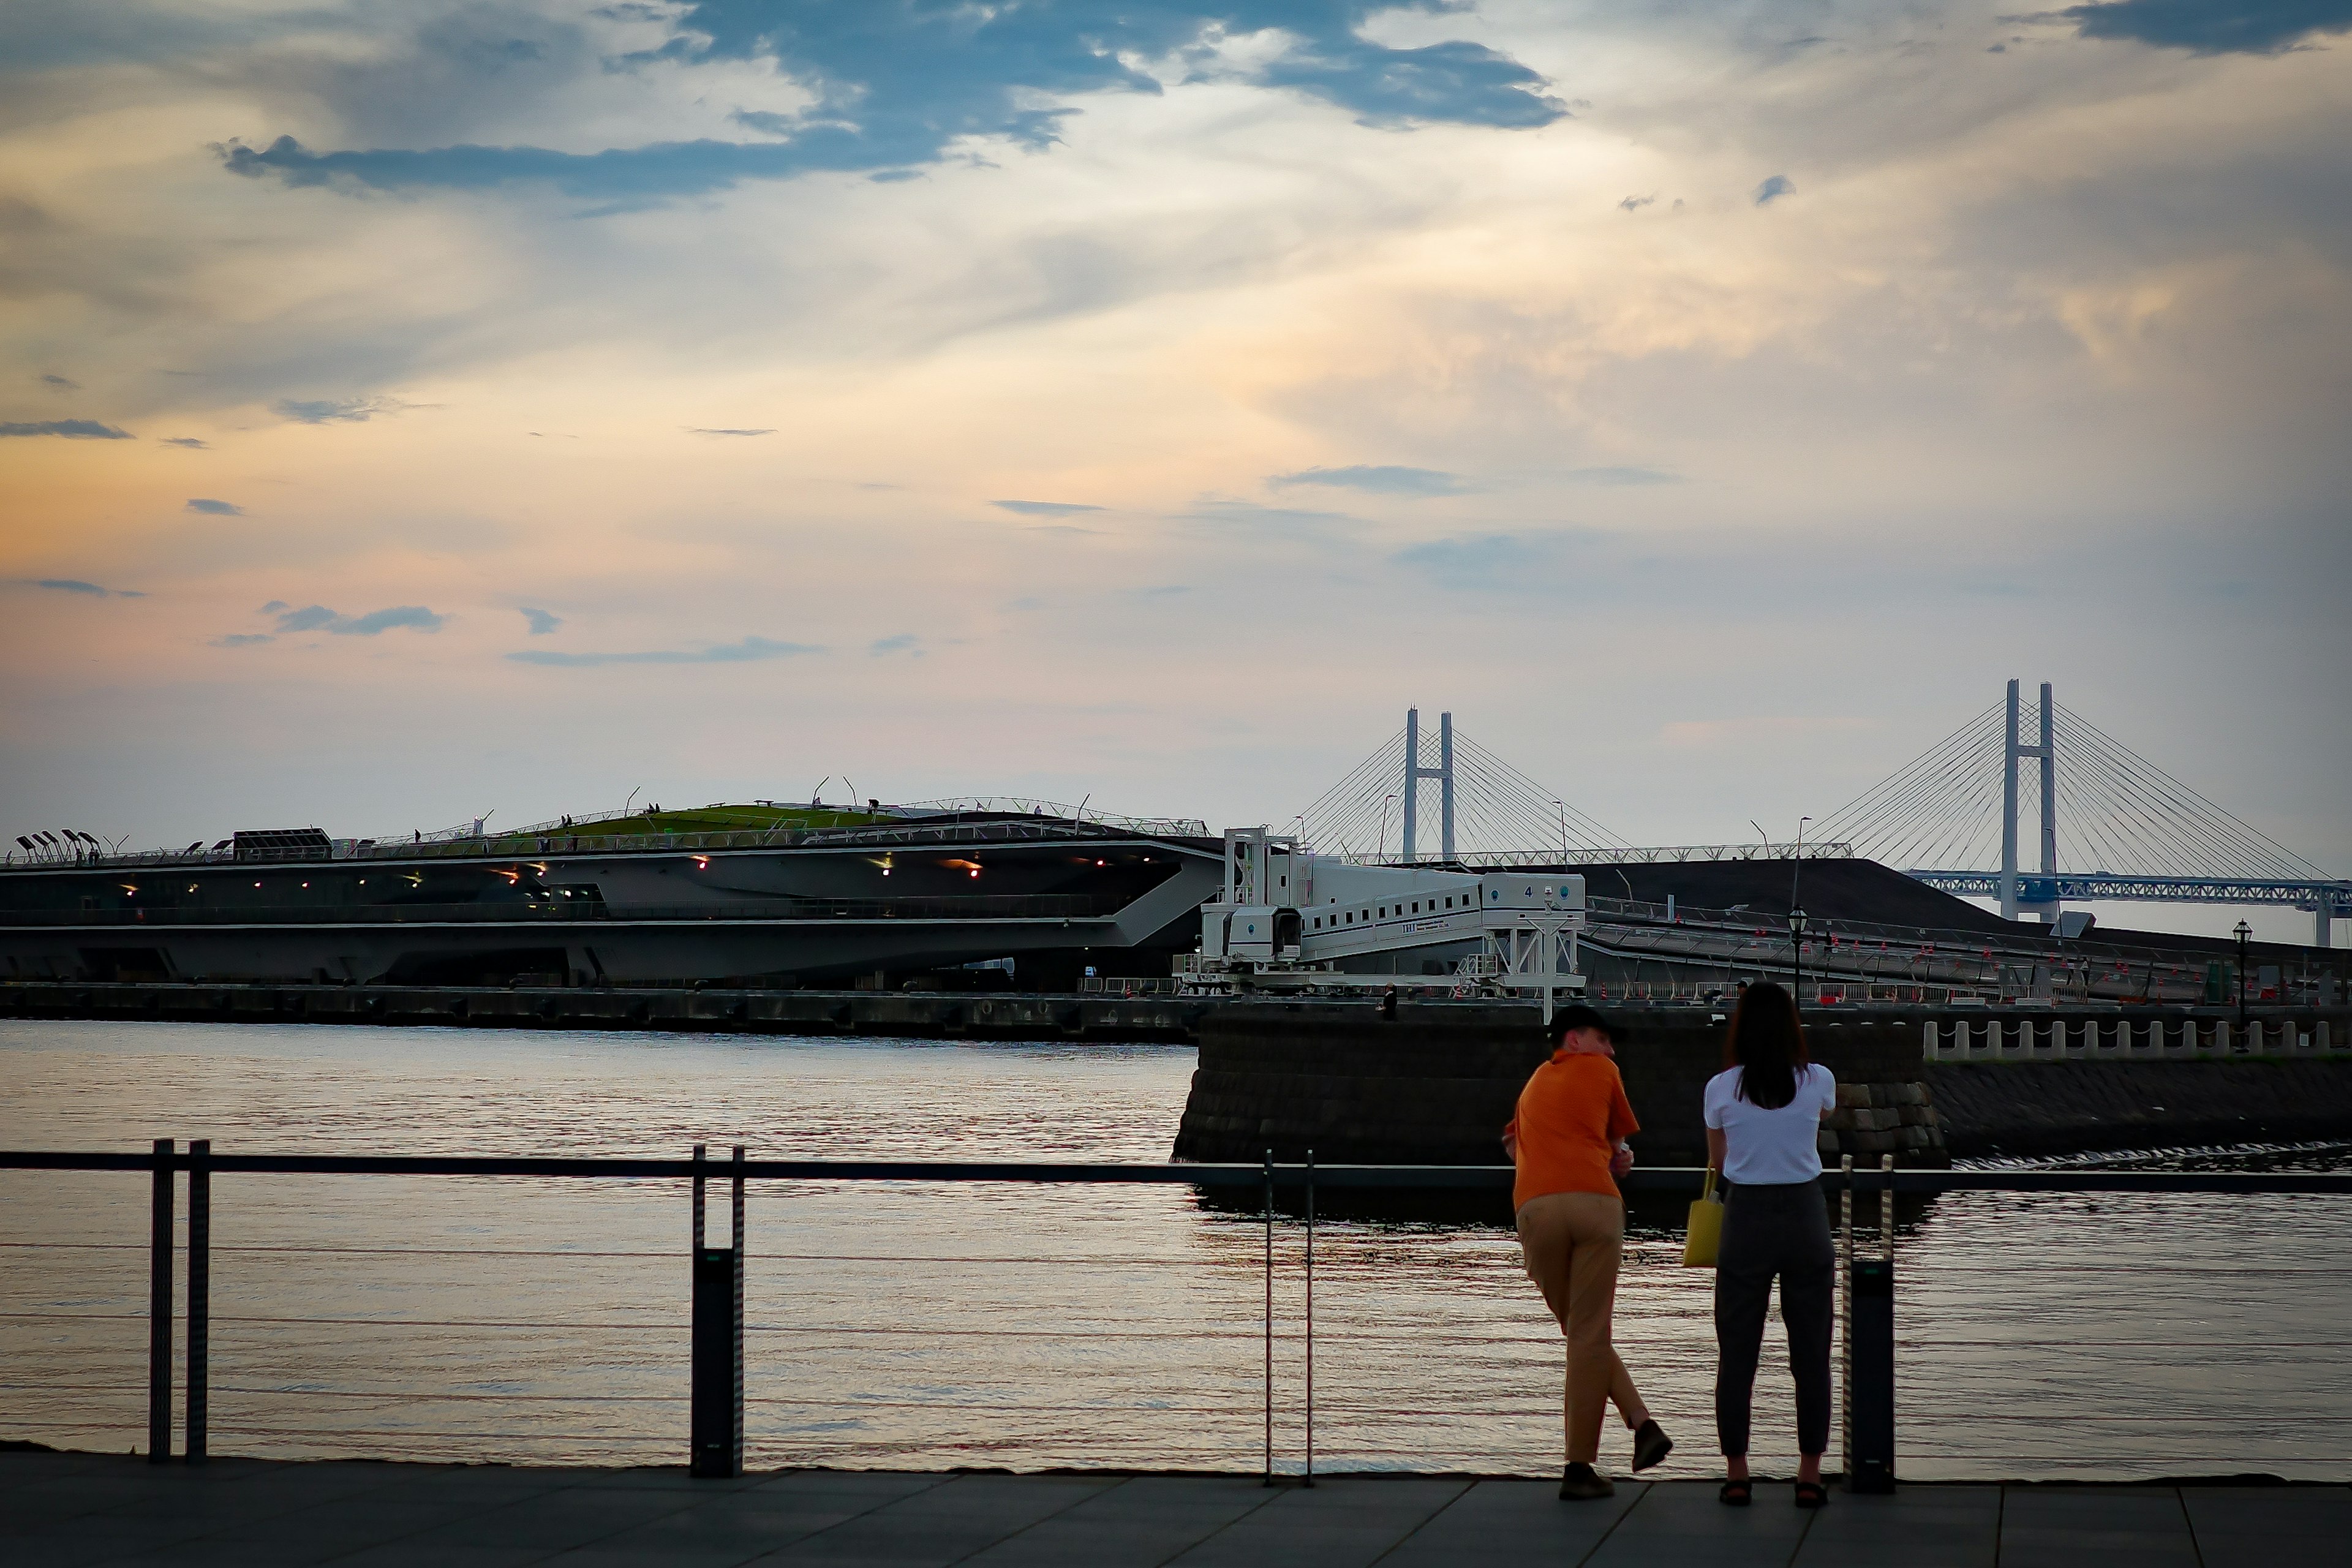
[1704,1064,1837,1186]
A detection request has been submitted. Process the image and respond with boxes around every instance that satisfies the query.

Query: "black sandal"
[1793,1481,1828,1509]
[1719,1479,1752,1507]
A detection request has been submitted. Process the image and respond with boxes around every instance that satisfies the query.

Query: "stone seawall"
[1173,1003,1947,1167]
[1926,1059,2352,1158]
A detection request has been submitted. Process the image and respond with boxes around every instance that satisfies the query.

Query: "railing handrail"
[4,1150,2348,1194]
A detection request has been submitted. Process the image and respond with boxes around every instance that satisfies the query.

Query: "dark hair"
[1722,981,1811,1109]
[1547,1005,1614,1048]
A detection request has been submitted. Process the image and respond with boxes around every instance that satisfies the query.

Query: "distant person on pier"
[1502,1004,1675,1499]
[1705,980,1838,1509]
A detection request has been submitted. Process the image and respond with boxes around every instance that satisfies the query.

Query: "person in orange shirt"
[1503,1004,1675,1499]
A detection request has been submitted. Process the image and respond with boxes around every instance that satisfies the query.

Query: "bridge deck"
[4,1452,2343,1567]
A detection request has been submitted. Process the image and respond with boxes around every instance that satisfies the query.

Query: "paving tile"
[2173,1485,2352,1561]
[1375,1477,1643,1565]
[1789,1485,2000,1567]
[962,1476,1281,1566]
[1161,1477,1470,1568]
[1581,1479,1815,1568]
[748,1474,1116,1567]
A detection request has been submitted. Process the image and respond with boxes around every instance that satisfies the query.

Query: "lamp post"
[1790,906,1811,1015]
[2233,919,2252,1027]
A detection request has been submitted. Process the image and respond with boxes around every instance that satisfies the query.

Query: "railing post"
[1838,1155,1852,1485]
[148,1137,173,1464]
[690,1144,744,1479]
[1261,1147,1274,1487]
[1849,1156,1896,1494]
[187,1139,209,1464]
[1303,1148,1314,1489]
[731,1145,745,1474]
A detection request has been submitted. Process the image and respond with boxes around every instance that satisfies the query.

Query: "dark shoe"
[1559,1463,1616,1501]
[1631,1418,1673,1472]
[1719,1479,1752,1506]
[1794,1480,1829,1509]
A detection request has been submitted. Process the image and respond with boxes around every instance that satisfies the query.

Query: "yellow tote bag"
[1682,1168,1724,1268]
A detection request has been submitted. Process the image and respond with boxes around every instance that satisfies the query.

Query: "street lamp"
[1790,906,1811,1015]
[2233,919,2252,1027]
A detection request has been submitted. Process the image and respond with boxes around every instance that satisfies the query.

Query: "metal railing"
[4,1148,2349,1483]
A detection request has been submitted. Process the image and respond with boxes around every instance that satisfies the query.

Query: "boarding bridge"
[1180,827,1587,1016]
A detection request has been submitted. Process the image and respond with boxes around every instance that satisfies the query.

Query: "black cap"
[1547,1004,1614,1044]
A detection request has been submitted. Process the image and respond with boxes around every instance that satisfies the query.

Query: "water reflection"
[1,1020,2343,1480]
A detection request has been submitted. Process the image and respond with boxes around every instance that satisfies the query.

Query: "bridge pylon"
[2002,679,2060,923]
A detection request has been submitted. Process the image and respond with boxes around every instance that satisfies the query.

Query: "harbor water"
[2,1019,2345,1481]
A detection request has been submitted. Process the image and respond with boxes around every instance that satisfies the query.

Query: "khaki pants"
[1517,1191,1646,1464]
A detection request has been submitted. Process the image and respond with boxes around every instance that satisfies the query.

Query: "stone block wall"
[1174,1003,1949,1167]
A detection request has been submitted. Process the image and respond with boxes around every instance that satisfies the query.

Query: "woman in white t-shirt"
[1702,981,1838,1510]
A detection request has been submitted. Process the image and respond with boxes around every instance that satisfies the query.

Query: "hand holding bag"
[1682,1167,1724,1268]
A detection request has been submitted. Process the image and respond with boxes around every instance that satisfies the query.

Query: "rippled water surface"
[3,1019,2345,1480]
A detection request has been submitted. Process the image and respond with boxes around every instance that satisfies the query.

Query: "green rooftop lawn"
[516,804,890,837]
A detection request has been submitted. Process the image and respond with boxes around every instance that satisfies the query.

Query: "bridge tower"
[2000,679,2060,923]
[1400,708,1456,863]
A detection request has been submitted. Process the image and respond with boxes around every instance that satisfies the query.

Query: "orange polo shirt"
[1505,1050,1640,1210]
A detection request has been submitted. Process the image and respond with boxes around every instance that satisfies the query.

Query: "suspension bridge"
[1298,688,2348,946]
[1817,681,2350,944]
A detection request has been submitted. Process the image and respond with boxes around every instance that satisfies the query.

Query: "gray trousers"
[1714,1178,1835,1458]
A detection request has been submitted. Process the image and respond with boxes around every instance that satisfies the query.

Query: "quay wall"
[1173,1004,1945,1167]
[0,980,1204,1042]
[9,983,2352,1161]
[1924,1059,2352,1158]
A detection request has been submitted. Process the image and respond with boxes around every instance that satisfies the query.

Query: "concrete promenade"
[4,1452,2345,1567]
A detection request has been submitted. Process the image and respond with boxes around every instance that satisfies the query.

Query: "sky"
[2,0,2348,944]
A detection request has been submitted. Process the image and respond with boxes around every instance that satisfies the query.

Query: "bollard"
[1849,1253,1896,1493]
[148,1138,173,1464]
[187,1139,209,1464]
[1847,1155,1896,1494]
[689,1144,745,1479]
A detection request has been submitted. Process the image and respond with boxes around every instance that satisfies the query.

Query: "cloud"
[1618,194,1656,212]
[339,606,442,634]
[259,600,287,614]
[273,396,402,424]
[869,632,919,655]
[0,419,131,439]
[519,607,562,635]
[993,499,1103,516]
[687,426,773,436]
[216,7,1566,204]
[268,603,445,635]
[1176,498,1358,536]
[1256,38,1567,130]
[184,497,244,515]
[2065,1,2352,55]
[40,374,77,390]
[1754,175,1795,206]
[1270,464,1471,496]
[1561,466,1682,486]
[1393,532,1570,589]
[507,635,821,667]
[1132,584,1192,598]
[159,437,209,449]
[31,578,142,598]
[210,633,274,647]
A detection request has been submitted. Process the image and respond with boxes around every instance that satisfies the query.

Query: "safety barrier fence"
[2,1152,2348,1485]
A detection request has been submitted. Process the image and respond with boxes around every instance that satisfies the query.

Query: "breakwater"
[1173,1003,2352,1167]
[8,983,2351,1161]
[0,979,1203,1041]
[1172,1003,1947,1167]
